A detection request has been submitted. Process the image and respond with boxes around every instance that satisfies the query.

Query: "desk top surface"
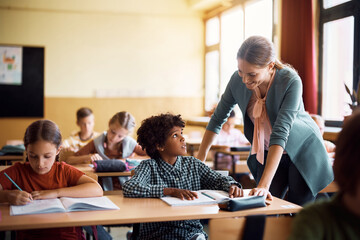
[0,191,301,231]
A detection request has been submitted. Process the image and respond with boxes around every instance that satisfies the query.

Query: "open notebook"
[161,189,265,207]
[10,196,119,216]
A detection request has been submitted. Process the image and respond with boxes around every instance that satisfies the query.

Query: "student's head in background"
[137,113,185,159]
[107,111,135,146]
[334,109,360,197]
[23,120,62,174]
[310,114,325,135]
[76,107,95,137]
[222,110,236,133]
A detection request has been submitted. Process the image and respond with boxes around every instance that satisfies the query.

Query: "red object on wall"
[281,0,317,113]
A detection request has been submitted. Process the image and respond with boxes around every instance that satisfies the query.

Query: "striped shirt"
[62,131,99,152]
[123,155,241,240]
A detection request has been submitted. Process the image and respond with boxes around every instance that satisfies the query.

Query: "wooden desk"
[0,154,25,166]
[319,181,338,193]
[73,164,132,177]
[0,191,301,231]
[185,117,243,131]
[186,139,228,156]
[323,126,341,142]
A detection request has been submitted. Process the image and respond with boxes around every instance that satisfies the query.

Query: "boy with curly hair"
[123,113,243,240]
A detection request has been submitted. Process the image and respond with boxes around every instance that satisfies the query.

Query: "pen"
[4,172,23,191]
[201,192,216,200]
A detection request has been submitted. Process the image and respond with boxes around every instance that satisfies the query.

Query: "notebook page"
[10,198,65,216]
[60,196,119,212]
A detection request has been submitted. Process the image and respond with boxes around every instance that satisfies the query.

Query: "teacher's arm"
[249,144,284,200]
[198,71,240,162]
[249,145,284,200]
[196,130,218,162]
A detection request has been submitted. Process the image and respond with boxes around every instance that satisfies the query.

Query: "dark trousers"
[254,151,315,206]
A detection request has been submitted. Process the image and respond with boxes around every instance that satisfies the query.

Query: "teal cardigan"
[207,67,334,196]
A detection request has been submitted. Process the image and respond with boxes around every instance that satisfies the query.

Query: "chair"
[214,147,250,175]
[209,215,293,240]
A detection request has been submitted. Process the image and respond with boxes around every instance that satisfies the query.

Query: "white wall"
[0,0,204,97]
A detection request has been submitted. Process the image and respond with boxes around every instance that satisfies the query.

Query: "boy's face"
[159,126,187,158]
[26,140,60,175]
[77,114,95,135]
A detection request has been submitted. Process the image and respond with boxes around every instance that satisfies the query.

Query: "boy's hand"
[164,188,198,200]
[31,189,59,200]
[228,185,243,198]
[7,190,32,205]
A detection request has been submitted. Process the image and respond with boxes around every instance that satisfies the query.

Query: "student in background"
[213,110,250,170]
[289,110,360,240]
[0,120,103,240]
[311,114,336,159]
[123,113,242,240]
[61,107,99,162]
[213,110,253,188]
[69,111,147,190]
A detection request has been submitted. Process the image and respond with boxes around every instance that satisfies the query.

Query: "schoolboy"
[123,113,242,240]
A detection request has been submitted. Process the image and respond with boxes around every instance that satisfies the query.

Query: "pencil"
[201,192,216,200]
[4,172,23,191]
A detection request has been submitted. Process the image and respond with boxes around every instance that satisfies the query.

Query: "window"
[319,0,360,123]
[204,0,274,112]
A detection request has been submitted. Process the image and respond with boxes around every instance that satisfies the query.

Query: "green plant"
[344,81,360,111]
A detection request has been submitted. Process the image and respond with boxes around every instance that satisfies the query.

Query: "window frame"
[203,0,276,112]
[318,0,360,126]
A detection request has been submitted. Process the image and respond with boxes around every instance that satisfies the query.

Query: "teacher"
[197,36,333,205]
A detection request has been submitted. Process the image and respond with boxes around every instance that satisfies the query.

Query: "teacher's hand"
[249,187,273,200]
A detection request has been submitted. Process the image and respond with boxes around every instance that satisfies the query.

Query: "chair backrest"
[209,216,293,240]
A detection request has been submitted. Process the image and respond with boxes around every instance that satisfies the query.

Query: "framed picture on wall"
[0,44,44,117]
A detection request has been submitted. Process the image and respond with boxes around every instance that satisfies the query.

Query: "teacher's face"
[237,59,272,90]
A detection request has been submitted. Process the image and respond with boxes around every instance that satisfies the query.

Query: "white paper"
[10,196,119,216]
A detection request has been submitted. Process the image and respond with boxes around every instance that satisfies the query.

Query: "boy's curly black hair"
[137,113,185,159]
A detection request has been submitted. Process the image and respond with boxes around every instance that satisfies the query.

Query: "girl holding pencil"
[0,119,103,240]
